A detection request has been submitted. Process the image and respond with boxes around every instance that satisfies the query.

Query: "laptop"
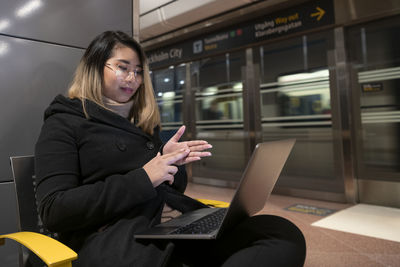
[134,139,295,240]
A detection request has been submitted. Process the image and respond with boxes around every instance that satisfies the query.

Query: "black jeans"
[168,215,306,267]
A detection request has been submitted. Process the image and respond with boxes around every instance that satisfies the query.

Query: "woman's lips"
[120,87,134,94]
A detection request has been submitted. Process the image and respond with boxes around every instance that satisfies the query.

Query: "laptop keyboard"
[170,208,227,235]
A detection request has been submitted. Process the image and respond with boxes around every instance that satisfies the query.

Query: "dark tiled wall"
[0,1,132,265]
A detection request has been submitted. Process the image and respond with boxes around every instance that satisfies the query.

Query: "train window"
[195,83,243,123]
[265,69,331,118]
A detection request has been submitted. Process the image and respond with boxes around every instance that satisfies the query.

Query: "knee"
[257,239,306,267]
[239,215,306,253]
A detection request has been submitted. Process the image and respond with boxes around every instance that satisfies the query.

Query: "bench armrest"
[0,231,77,267]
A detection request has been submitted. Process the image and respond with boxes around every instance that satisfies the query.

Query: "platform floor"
[185,183,400,267]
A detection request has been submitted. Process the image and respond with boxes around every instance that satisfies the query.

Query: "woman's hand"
[163,125,212,165]
[143,149,190,187]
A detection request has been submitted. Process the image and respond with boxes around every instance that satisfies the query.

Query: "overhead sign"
[147,0,335,69]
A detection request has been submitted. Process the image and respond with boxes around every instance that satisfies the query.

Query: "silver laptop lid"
[219,139,295,235]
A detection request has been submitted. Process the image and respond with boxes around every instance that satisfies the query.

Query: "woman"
[35,31,306,266]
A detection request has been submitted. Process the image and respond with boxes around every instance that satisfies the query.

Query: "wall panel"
[0,0,132,47]
[0,1,133,265]
[0,35,83,182]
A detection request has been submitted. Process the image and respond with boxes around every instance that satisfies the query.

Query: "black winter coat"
[35,95,204,267]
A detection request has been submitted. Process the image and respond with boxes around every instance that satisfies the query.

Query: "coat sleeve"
[170,165,187,193]
[35,115,157,233]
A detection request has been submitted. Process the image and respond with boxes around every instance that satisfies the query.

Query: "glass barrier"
[191,52,247,181]
[348,15,400,177]
[152,65,186,130]
[357,67,400,173]
[260,69,336,191]
[253,30,342,193]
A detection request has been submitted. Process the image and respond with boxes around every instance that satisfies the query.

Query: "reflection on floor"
[185,183,400,267]
[312,204,400,243]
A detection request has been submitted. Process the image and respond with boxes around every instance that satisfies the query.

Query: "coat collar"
[50,94,155,140]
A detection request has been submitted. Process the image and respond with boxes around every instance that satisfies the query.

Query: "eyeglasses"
[105,63,143,81]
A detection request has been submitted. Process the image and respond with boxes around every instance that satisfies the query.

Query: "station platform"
[185,183,400,267]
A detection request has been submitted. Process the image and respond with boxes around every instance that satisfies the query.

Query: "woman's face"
[102,44,143,103]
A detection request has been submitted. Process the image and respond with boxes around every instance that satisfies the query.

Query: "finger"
[165,174,174,185]
[161,148,187,158]
[167,166,178,175]
[162,148,189,158]
[188,143,213,152]
[170,125,186,142]
[163,149,190,164]
[189,151,212,157]
[186,140,209,147]
[182,157,201,164]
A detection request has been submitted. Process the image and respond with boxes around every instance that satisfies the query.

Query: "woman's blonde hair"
[68,31,160,135]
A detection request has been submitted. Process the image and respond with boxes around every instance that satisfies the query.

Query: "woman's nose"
[125,72,135,81]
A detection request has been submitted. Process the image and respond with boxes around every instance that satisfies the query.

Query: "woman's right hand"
[143,148,190,187]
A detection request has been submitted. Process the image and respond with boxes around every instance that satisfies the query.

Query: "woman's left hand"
[163,125,212,165]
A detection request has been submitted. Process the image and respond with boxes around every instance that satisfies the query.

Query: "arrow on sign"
[310,7,325,21]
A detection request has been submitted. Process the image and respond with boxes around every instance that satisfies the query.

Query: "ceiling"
[139,0,261,42]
